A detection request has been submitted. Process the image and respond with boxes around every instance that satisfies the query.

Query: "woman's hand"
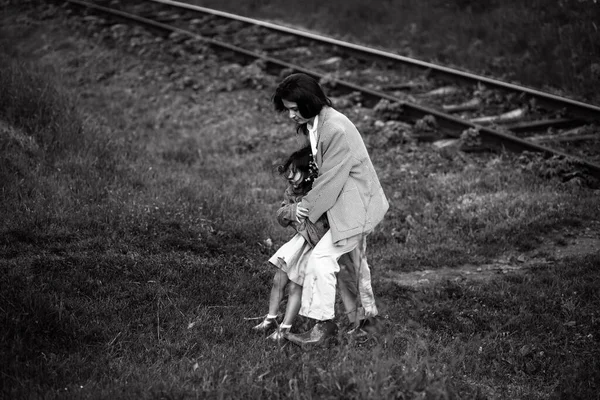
[296,205,309,221]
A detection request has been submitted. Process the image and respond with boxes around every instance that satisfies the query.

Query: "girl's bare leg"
[255,269,290,331]
[266,280,300,341]
[282,281,302,326]
[268,269,289,317]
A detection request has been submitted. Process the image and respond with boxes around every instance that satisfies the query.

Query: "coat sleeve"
[300,124,356,224]
[276,202,297,227]
[276,188,298,227]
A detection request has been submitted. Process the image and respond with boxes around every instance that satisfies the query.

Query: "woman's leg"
[353,235,378,318]
[282,282,302,326]
[337,237,378,321]
[299,230,363,321]
[337,253,364,324]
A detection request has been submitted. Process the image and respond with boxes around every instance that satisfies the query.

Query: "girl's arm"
[276,202,297,227]
[276,187,300,227]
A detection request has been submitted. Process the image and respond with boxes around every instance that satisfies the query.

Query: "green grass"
[1,3,600,399]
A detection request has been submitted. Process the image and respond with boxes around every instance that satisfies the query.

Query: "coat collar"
[313,106,333,166]
[316,106,332,133]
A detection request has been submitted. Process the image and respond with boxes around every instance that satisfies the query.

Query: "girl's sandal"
[267,327,290,342]
[252,316,277,331]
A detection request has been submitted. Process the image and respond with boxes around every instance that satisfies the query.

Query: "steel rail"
[150,0,600,122]
[63,0,600,177]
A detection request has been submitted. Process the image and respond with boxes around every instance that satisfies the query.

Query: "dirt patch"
[385,234,600,289]
[539,236,600,260]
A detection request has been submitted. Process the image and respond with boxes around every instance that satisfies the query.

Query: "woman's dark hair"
[277,146,314,194]
[272,73,332,121]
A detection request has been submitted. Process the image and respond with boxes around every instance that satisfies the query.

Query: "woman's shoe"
[253,317,277,332]
[286,320,337,346]
[267,327,290,342]
[347,316,382,336]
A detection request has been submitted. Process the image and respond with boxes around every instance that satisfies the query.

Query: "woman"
[272,73,389,345]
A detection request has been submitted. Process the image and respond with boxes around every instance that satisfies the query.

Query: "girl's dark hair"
[277,146,313,193]
[272,73,332,133]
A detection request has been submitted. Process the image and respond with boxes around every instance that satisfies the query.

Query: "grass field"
[1,2,600,399]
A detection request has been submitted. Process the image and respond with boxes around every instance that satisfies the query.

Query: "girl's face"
[286,167,304,187]
[282,99,313,125]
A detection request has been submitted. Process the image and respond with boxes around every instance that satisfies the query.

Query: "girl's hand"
[296,205,309,221]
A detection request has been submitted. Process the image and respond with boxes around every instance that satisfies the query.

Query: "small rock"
[318,56,342,66]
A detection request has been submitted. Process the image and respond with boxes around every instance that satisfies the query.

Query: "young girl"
[253,146,327,341]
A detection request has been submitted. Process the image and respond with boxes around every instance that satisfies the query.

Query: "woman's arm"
[300,125,356,223]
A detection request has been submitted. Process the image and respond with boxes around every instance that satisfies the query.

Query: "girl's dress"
[268,185,329,286]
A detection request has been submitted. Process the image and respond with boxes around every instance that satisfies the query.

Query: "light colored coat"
[299,106,389,243]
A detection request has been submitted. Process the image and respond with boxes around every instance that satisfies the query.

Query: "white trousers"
[299,229,378,321]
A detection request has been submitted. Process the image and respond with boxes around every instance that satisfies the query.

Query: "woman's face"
[282,99,312,125]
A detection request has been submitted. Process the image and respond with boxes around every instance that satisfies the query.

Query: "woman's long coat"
[299,106,389,243]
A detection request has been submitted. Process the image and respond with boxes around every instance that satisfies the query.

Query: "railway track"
[58,0,600,178]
